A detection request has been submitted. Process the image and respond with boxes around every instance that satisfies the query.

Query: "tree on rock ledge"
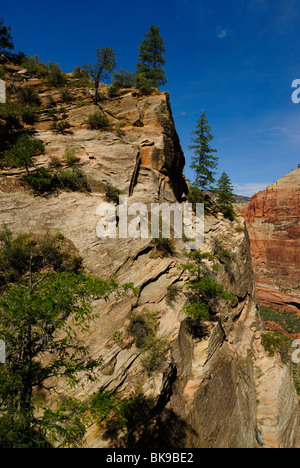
[83,47,117,105]
[135,25,167,92]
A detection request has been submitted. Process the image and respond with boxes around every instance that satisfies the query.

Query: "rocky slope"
[0,61,299,448]
[243,169,300,313]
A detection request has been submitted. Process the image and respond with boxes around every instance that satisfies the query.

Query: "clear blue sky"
[3,0,300,196]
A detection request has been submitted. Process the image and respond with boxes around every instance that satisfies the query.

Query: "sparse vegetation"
[260,305,300,335]
[166,284,180,305]
[23,166,90,194]
[51,120,71,134]
[18,86,41,107]
[0,227,83,287]
[104,183,120,204]
[128,311,167,375]
[63,146,79,166]
[23,167,55,194]
[20,106,36,125]
[261,332,291,363]
[56,167,91,192]
[86,111,109,130]
[153,237,174,256]
[46,63,67,87]
[61,89,73,103]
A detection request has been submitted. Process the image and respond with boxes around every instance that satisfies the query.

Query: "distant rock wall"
[243,169,300,312]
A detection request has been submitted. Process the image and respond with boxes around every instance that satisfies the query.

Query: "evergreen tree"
[83,47,117,104]
[135,25,167,90]
[189,111,218,190]
[0,18,14,54]
[216,171,235,220]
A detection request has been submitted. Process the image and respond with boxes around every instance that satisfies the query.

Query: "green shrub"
[18,86,41,107]
[108,83,120,97]
[261,332,290,362]
[24,166,90,194]
[188,276,237,303]
[141,335,167,375]
[115,122,124,137]
[52,120,71,134]
[61,89,73,103]
[0,227,83,287]
[183,301,210,322]
[86,111,109,130]
[21,56,49,77]
[259,305,300,335]
[153,237,174,256]
[222,204,235,221]
[216,249,232,264]
[129,312,156,349]
[166,284,180,305]
[70,67,92,88]
[48,156,62,169]
[23,167,55,194]
[20,107,36,125]
[63,146,79,166]
[104,184,120,204]
[128,311,166,375]
[46,63,67,87]
[56,167,91,192]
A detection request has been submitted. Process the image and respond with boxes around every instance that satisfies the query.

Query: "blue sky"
[2,0,300,196]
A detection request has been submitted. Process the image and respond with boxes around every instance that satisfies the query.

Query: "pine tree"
[135,25,167,90]
[216,171,235,220]
[0,18,14,54]
[189,111,218,190]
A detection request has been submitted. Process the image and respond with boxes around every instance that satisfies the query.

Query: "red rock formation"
[244,168,300,312]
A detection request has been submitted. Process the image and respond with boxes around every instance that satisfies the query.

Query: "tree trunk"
[94,80,99,105]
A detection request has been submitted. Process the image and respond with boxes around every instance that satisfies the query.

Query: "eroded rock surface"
[243,168,300,312]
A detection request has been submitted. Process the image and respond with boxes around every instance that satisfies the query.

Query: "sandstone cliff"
[243,169,300,313]
[0,62,299,448]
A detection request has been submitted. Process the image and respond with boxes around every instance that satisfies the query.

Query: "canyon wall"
[0,62,299,447]
[243,169,300,312]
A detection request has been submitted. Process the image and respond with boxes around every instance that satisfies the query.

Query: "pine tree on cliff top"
[135,25,167,89]
[189,111,219,191]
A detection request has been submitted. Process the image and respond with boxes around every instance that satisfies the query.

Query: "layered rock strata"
[243,169,300,312]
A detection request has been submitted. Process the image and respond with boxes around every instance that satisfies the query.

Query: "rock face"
[243,169,300,312]
[0,63,299,448]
